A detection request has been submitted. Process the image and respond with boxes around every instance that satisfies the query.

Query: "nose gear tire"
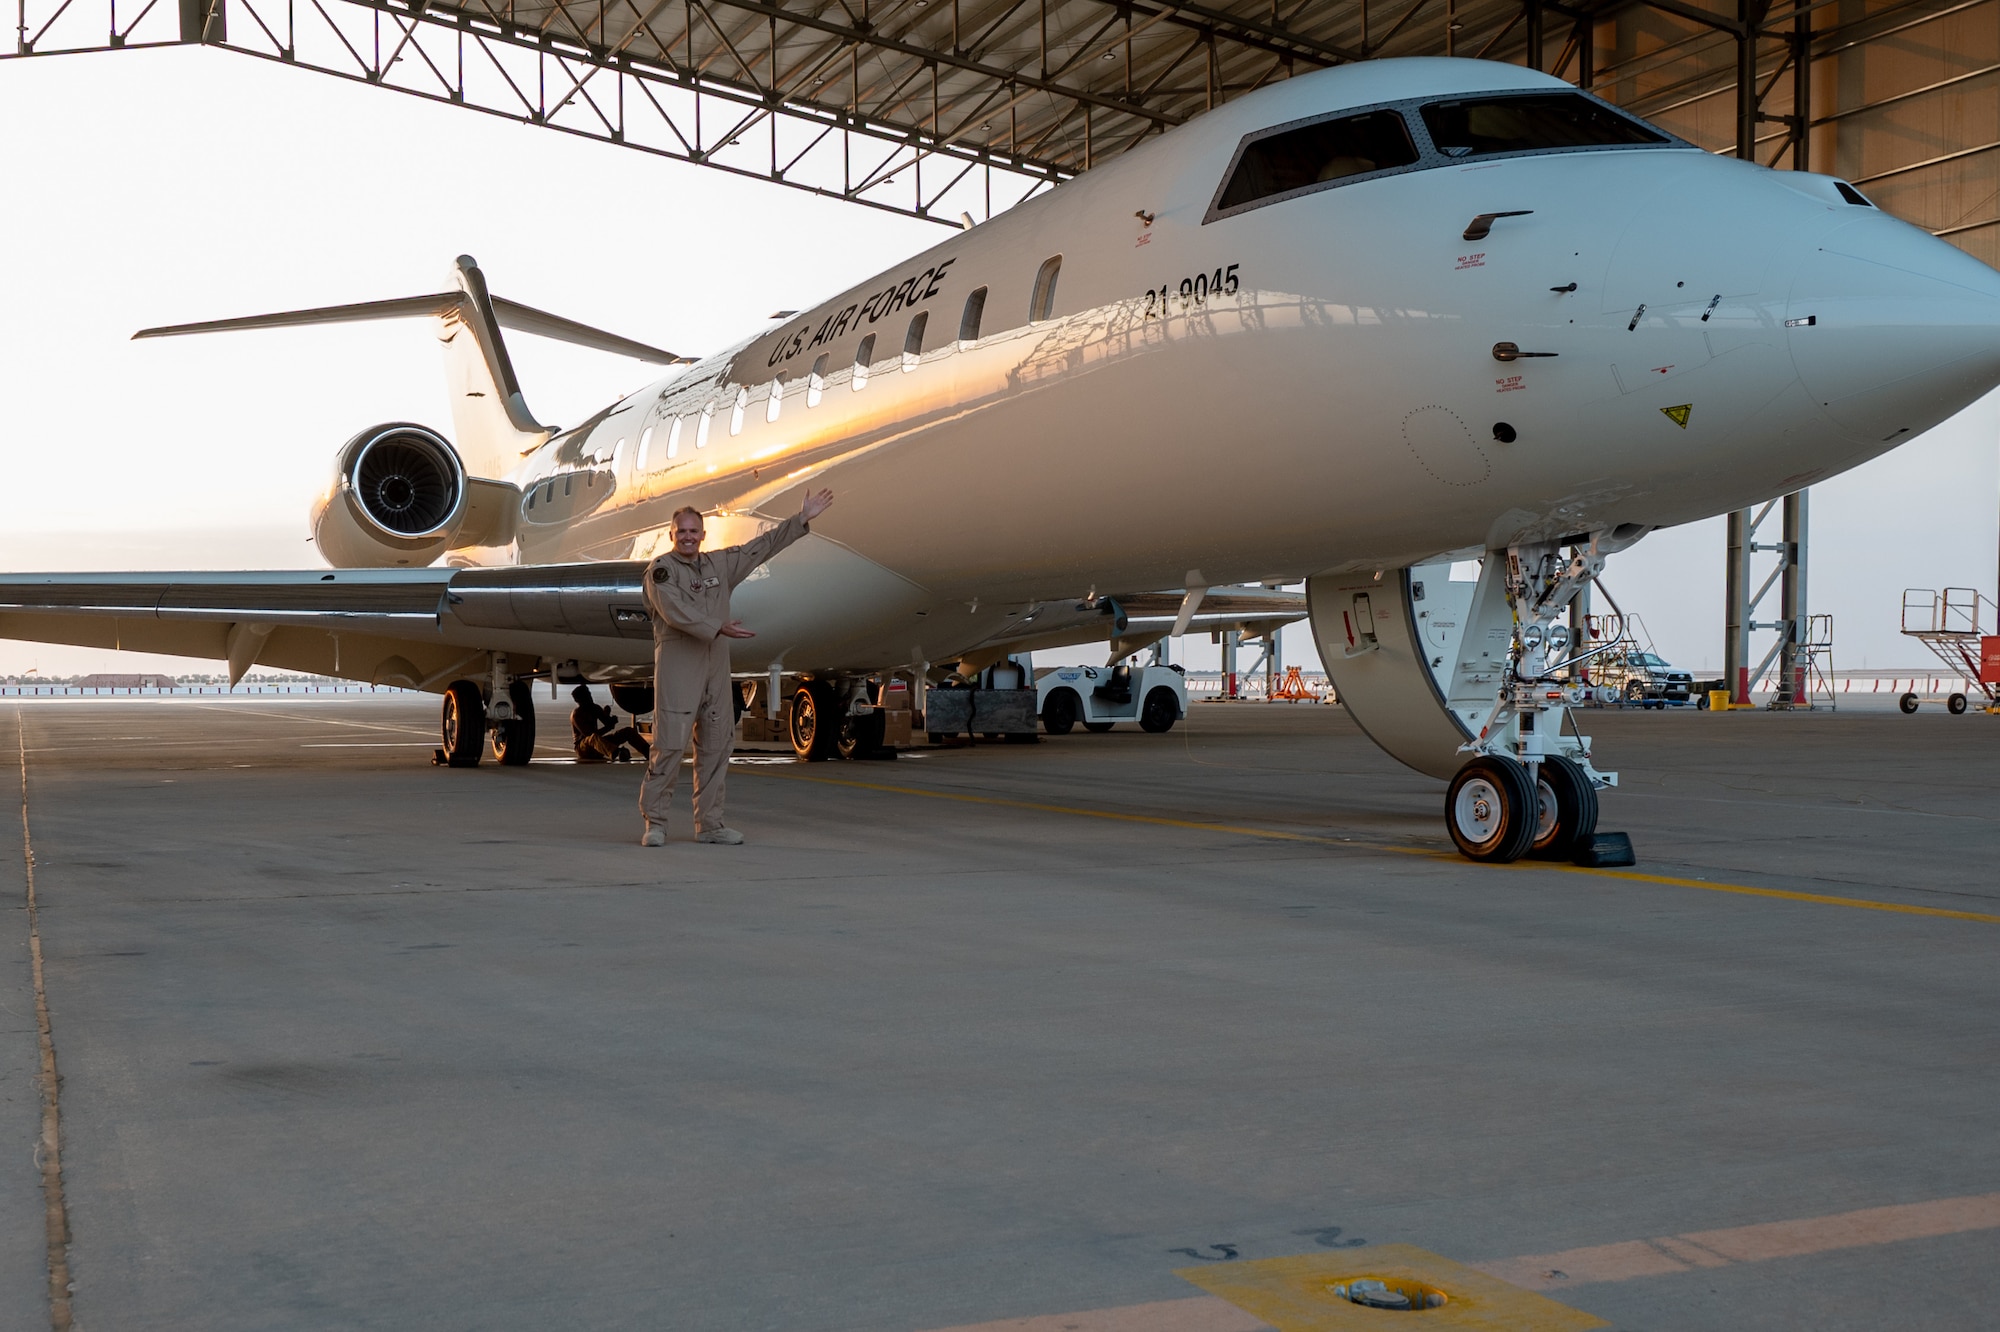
[1526,754,1599,860]
[1446,756,1538,863]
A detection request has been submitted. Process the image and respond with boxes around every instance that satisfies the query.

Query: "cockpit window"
[1421,93,1666,158]
[1205,90,1684,224]
[1217,109,1419,212]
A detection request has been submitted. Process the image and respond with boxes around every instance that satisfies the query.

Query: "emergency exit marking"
[1660,403,1692,428]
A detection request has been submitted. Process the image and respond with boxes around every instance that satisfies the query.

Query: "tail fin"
[133,255,689,477]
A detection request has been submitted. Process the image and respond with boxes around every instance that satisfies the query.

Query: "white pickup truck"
[1035,662,1186,734]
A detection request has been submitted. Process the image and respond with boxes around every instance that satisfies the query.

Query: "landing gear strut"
[490,680,536,765]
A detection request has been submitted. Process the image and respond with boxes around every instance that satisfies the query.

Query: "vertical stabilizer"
[438,256,555,477]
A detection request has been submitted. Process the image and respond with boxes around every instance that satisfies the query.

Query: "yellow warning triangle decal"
[1661,403,1692,428]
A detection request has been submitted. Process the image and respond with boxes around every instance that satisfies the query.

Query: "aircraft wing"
[0,565,658,687]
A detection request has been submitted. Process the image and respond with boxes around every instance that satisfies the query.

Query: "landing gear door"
[1309,558,1512,781]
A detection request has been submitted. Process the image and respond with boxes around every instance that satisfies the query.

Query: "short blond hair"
[670,506,705,528]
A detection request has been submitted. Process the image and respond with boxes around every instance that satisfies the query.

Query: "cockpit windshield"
[1421,93,1667,158]
[1216,109,1420,211]
[1205,89,1682,222]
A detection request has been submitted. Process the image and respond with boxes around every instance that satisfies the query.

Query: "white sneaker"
[640,825,667,847]
[695,827,745,845]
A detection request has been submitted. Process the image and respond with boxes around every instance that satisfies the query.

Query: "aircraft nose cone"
[1788,218,2000,445]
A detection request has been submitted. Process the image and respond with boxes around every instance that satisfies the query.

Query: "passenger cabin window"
[959,286,987,343]
[1216,109,1417,212]
[808,353,828,407]
[636,425,654,470]
[767,376,784,423]
[730,385,748,436]
[665,415,682,461]
[853,334,876,390]
[1029,257,1061,323]
[697,405,713,448]
[903,311,927,371]
[1420,94,1666,158]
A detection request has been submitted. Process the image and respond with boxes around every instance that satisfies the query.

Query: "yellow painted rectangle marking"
[1174,1244,1608,1331]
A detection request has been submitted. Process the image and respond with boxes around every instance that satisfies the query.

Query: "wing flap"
[0,571,452,623]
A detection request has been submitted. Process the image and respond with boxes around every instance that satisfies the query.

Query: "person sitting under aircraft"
[571,685,650,763]
[639,488,833,846]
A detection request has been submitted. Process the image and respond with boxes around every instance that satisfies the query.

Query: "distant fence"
[1184,673,1333,701]
[0,684,408,697]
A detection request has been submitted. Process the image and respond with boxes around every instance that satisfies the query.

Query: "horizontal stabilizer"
[133,290,689,364]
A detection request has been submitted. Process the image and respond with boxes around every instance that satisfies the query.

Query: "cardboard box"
[881,708,912,748]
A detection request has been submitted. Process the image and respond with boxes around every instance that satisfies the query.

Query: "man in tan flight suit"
[637,488,834,846]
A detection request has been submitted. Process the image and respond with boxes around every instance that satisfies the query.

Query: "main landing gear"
[435,657,537,767]
[787,676,899,761]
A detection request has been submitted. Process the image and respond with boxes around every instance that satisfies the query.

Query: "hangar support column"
[1722,0,1811,707]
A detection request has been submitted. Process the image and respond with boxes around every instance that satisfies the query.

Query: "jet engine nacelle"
[312,423,517,568]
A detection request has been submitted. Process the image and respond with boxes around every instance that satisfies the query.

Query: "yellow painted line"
[751,769,2000,925]
[1551,864,2000,924]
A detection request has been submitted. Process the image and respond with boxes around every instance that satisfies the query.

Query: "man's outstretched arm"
[724,489,834,587]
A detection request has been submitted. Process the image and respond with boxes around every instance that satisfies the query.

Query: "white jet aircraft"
[5,57,1998,863]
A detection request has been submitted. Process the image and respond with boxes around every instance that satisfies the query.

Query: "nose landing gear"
[1450,535,1635,866]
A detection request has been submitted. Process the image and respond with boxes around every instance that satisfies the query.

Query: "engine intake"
[313,423,469,567]
[355,428,461,534]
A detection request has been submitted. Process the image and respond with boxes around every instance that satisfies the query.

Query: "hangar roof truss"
[7,0,1995,249]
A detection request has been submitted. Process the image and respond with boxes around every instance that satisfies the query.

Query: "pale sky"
[2,47,1995,679]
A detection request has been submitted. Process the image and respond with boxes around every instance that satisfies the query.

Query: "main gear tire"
[440,680,486,767]
[1446,756,1538,863]
[609,681,655,716]
[789,680,840,761]
[1526,754,1599,861]
[491,680,536,766]
[837,708,887,760]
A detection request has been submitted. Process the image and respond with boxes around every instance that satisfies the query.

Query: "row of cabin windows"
[599,258,1059,473]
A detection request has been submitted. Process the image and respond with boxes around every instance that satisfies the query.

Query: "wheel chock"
[1573,831,1636,867]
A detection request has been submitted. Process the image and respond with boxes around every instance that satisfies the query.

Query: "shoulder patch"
[726,544,744,553]
[651,567,667,583]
